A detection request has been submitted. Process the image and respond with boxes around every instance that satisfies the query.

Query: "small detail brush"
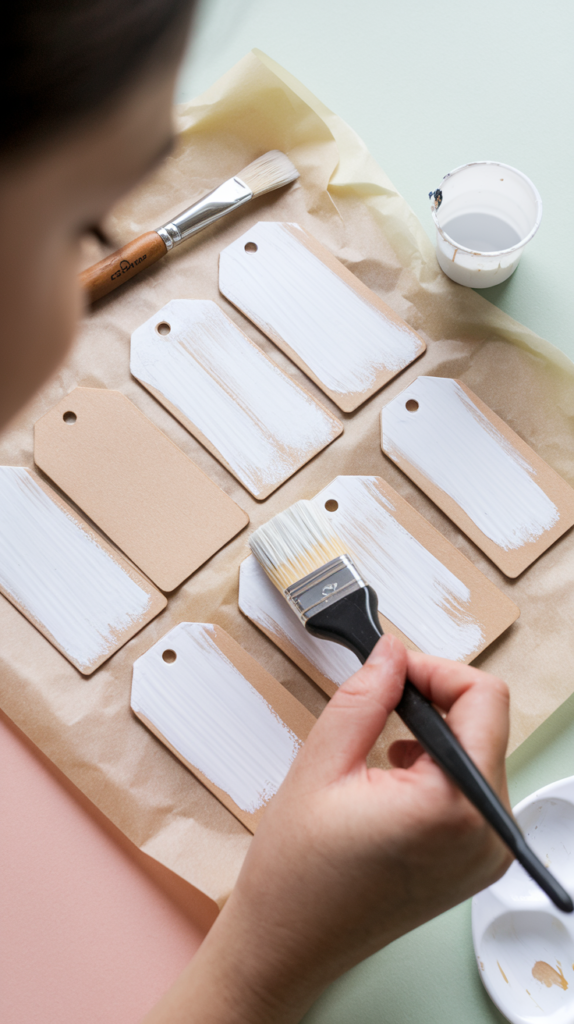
[250,499,573,914]
[80,150,299,304]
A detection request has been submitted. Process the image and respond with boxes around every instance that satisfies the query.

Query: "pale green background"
[177,3,574,1020]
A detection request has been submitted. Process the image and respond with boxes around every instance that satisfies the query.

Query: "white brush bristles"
[249,500,348,593]
[238,151,299,198]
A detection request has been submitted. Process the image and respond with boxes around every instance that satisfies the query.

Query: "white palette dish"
[472,775,574,1023]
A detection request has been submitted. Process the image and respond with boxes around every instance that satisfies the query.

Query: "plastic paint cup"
[430,161,542,288]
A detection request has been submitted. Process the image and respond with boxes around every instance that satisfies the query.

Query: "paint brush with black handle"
[80,150,299,303]
[249,499,573,913]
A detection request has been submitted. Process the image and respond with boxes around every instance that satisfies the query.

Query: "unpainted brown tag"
[34,388,249,592]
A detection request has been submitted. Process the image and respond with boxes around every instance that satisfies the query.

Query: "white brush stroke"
[130,299,339,497]
[239,556,361,686]
[219,222,421,395]
[0,468,152,670]
[131,622,302,813]
[311,476,484,661]
[382,377,559,551]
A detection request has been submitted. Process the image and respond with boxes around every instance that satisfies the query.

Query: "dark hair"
[3,0,196,156]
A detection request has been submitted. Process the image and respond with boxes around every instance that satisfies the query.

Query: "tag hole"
[406,399,419,413]
[325,499,338,512]
[63,411,77,424]
[156,321,171,336]
[162,649,177,664]
[244,242,258,253]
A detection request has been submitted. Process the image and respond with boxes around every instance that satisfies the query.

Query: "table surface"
[4,2,574,1022]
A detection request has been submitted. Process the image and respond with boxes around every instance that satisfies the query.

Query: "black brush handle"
[306,587,573,914]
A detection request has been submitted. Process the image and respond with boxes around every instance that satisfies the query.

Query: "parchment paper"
[2,49,574,905]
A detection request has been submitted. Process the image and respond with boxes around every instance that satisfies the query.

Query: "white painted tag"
[0,467,166,674]
[239,555,361,698]
[219,222,426,412]
[131,622,315,831]
[130,300,342,500]
[381,377,574,576]
[239,476,519,690]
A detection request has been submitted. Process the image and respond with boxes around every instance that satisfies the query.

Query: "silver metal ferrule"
[285,555,366,625]
[156,177,253,250]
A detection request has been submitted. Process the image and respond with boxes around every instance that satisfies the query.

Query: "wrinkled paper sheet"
[2,50,574,905]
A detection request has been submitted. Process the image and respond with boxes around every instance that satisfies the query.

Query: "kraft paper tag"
[381,377,574,577]
[130,299,343,500]
[0,467,166,675]
[219,221,426,413]
[34,388,249,592]
[131,622,316,832]
[239,474,520,697]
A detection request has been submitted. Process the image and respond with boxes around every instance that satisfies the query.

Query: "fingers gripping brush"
[80,150,299,303]
[249,500,573,913]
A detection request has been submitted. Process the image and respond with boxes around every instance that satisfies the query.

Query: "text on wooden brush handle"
[79,231,167,303]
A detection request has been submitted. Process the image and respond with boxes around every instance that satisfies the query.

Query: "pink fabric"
[0,711,216,1024]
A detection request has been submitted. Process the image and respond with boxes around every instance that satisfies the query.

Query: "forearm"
[142,890,324,1024]
[143,641,511,1023]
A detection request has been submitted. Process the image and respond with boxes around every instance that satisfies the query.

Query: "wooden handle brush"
[80,150,299,303]
[249,499,573,914]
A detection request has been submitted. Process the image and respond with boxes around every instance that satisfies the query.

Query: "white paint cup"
[430,161,542,288]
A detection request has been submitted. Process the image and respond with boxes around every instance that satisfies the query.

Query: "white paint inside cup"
[431,161,542,288]
[442,213,522,252]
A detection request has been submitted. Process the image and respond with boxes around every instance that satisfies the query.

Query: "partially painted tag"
[34,388,249,592]
[130,300,342,500]
[131,622,315,831]
[219,222,426,413]
[239,475,519,697]
[381,377,574,577]
[0,467,166,674]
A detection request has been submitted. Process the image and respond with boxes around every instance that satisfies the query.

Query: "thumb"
[296,635,407,786]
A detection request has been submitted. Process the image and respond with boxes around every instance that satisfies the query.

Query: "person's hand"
[144,635,512,1024]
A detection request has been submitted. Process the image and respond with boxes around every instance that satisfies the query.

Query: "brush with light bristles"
[80,150,299,303]
[250,499,573,913]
